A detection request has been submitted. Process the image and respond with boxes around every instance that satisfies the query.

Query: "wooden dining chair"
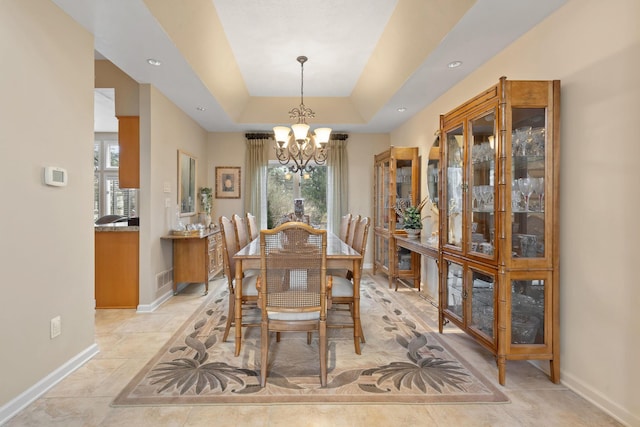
[233,213,259,277]
[346,214,361,247]
[233,213,250,248]
[328,216,370,352]
[328,213,359,278]
[338,213,352,241]
[246,212,259,241]
[219,216,259,347]
[256,222,331,387]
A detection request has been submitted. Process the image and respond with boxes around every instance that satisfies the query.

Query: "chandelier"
[273,56,331,174]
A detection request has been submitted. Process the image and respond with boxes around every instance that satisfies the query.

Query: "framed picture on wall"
[215,166,241,199]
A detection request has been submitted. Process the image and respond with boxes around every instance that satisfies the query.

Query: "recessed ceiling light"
[146,58,161,66]
[447,60,462,69]
[196,106,206,111]
[397,107,407,113]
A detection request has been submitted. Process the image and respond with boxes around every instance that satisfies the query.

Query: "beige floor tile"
[4,397,112,427]
[98,406,192,427]
[184,405,270,427]
[503,389,624,427]
[95,331,173,359]
[44,358,128,398]
[426,403,520,427]
[3,272,624,427]
[112,313,176,334]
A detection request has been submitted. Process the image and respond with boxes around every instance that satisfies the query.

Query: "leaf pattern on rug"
[366,358,470,393]
[149,359,257,394]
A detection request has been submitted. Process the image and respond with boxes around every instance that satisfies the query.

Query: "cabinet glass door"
[511,108,546,259]
[395,159,414,230]
[375,159,390,230]
[469,111,496,258]
[374,234,389,270]
[511,278,546,345]
[470,269,495,340]
[445,126,463,249]
[444,260,464,319]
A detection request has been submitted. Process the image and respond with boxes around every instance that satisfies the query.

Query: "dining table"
[233,231,364,356]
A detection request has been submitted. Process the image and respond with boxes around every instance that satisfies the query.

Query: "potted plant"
[395,196,428,238]
[199,187,213,228]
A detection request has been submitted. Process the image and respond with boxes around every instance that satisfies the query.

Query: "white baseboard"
[560,369,637,427]
[0,344,99,426]
[136,289,173,313]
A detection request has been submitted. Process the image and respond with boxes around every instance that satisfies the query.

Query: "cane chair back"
[257,222,330,387]
[246,212,259,241]
[219,216,258,345]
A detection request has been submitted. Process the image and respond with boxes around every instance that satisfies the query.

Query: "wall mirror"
[427,134,440,213]
[178,150,197,216]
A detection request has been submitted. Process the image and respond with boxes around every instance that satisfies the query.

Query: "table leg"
[352,259,362,355]
[234,259,243,357]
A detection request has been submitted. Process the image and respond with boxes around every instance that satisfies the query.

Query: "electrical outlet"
[50,316,61,339]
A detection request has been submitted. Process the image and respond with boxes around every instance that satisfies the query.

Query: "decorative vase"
[405,228,421,239]
[203,213,212,228]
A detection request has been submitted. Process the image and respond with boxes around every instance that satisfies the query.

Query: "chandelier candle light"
[274,56,331,174]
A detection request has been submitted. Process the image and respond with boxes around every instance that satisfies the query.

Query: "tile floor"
[5,273,623,427]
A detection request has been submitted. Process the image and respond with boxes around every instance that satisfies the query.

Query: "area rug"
[112,275,508,406]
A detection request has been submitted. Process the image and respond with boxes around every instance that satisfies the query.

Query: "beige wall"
[94,60,139,116]
[93,66,210,305]
[0,0,96,407]
[206,132,389,267]
[391,0,640,424]
[142,86,209,303]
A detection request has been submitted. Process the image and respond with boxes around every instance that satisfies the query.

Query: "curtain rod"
[245,132,349,140]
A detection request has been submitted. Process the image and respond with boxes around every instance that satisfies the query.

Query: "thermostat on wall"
[44,166,68,187]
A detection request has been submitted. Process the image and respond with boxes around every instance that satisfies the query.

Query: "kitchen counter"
[95,222,139,232]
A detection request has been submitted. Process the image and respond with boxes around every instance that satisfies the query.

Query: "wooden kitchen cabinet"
[438,77,560,385]
[117,116,139,188]
[95,230,139,308]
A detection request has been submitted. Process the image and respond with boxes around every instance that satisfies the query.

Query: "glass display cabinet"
[373,146,420,287]
[438,77,560,385]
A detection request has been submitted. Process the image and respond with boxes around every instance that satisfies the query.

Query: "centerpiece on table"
[199,187,213,228]
[395,196,429,238]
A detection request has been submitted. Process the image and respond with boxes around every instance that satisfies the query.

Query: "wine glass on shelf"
[481,185,494,212]
[472,186,481,210]
[517,178,533,212]
[529,178,540,211]
[535,177,545,211]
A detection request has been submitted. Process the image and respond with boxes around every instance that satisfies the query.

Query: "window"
[266,163,326,228]
[94,137,138,221]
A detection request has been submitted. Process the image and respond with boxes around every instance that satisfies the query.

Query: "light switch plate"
[50,316,61,338]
